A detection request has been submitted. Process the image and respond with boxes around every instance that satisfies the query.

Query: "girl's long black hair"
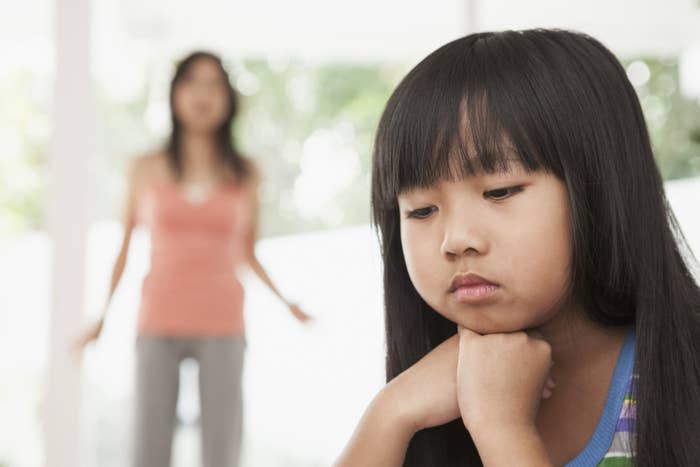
[166,51,250,182]
[371,29,700,466]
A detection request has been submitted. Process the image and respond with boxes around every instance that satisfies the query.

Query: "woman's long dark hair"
[167,51,250,182]
[371,29,700,466]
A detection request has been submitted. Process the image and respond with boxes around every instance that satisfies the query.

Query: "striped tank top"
[136,179,252,337]
[566,327,636,466]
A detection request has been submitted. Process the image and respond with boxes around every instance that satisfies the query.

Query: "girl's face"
[397,161,572,335]
[172,57,230,134]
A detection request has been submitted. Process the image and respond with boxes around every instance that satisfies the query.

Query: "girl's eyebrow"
[499,159,529,174]
[397,187,431,197]
[468,157,529,176]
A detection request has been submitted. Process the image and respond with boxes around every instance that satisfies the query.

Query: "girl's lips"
[448,272,499,292]
[452,283,500,303]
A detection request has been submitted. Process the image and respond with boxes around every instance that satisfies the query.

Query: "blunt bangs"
[371,29,616,210]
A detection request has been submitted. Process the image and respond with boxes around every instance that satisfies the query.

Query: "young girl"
[76,51,310,467]
[336,29,700,466]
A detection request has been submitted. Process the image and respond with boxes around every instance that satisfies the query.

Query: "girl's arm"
[338,402,551,466]
[336,329,557,466]
[74,156,144,352]
[468,425,552,466]
[334,385,416,467]
[335,334,462,466]
[242,163,310,322]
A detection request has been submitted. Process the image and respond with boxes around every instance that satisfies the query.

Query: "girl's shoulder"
[566,327,636,467]
[596,372,637,466]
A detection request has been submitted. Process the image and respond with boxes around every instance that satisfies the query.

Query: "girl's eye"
[484,186,524,201]
[406,206,437,219]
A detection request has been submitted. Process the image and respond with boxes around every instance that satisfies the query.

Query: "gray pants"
[132,335,246,467]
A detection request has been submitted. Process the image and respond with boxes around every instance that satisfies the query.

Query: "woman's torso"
[135,157,252,337]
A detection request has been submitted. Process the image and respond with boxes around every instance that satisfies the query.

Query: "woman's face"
[172,57,230,134]
[397,161,573,335]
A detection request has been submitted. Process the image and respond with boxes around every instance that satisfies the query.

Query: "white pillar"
[45,0,91,465]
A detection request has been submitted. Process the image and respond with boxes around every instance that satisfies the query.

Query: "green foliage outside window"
[1,57,699,238]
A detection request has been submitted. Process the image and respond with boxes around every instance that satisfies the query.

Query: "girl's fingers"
[541,375,557,399]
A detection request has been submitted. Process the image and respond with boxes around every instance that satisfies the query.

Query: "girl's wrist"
[376,381,422,437]
[469,422,551,466]
[336,385,417,466]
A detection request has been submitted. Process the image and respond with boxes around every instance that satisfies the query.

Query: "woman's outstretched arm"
[74,155,147,352]
[242,161,310,322]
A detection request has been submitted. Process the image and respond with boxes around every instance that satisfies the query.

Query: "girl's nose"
[440,217,488,259]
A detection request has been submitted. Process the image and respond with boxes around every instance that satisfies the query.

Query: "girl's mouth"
[448,273,500,303]
[452,284,500,302]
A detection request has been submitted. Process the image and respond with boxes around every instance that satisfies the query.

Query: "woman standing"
[77,51,309,467]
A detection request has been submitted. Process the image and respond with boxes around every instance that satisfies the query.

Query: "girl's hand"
[381,334,462,434]
[456,325,554,436]
[288,303,312,323]
[380,330,556,436]
[72,319,104,355]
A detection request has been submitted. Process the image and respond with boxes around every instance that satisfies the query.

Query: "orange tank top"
[136,179,251,337]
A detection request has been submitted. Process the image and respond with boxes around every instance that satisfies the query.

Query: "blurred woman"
[77,51,309,467]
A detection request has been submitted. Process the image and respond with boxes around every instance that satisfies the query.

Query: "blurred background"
[1,0,700,466]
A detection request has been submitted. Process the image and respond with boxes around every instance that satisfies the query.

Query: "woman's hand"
[288,303,312,323]
[455,325,555,464]
[72,318,104,355]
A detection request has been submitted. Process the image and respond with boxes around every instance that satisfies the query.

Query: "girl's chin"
[450,315,527,336]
